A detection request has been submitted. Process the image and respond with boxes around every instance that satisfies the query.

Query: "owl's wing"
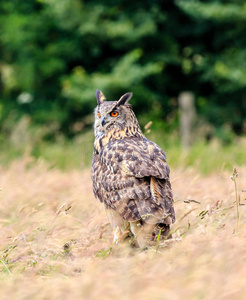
[91,151,106,203]
[100,137,170,179]
[100,138,175,224]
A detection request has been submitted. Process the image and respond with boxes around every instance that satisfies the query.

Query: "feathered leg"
[130,221,148,248]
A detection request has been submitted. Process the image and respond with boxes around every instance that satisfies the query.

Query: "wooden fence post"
[178,92,196,149]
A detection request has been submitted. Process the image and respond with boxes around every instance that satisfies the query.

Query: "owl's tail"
[152,223,172,240]
[130,220,172,248]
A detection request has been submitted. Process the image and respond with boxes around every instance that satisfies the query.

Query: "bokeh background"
[0,0,246,170]
[1,2,246,298]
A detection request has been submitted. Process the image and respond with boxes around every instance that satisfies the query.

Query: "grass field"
[0,156,246,299]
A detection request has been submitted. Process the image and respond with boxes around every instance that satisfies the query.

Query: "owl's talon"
[113,228,131,244]
[113,226,121,245]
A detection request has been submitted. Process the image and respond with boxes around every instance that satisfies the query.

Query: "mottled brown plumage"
[91,90,175,247]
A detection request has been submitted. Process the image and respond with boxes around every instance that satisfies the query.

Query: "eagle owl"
[91,90,175,248]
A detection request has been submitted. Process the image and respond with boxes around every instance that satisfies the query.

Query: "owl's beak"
[101,117,106,126]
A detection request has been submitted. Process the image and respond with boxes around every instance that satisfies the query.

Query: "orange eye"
[110,111,118,117]
[98,113,101,118]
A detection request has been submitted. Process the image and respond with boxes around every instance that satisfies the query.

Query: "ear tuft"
[116,92,133,107]
[96,89,106,105]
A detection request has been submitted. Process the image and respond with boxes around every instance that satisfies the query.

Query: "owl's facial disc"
[94,91,133,137]
[100,109,119,127]
[94,104,118,136]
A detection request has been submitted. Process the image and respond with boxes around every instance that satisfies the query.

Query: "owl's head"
[94,89,140,138]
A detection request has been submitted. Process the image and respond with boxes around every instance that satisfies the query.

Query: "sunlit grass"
[0,157,245,298]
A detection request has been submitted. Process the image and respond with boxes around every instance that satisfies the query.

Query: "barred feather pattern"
[91,90,175,246]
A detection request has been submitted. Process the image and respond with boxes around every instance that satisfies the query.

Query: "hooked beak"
[101,117,106,126]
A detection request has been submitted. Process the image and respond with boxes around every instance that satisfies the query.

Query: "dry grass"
[0,156,246,299]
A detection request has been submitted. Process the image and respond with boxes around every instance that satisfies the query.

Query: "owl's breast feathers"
[91,133,175,224]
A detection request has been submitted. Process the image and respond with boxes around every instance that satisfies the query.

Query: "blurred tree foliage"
[0,0,245,138]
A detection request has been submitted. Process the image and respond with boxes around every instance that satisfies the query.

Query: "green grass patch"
[0,122,245,174]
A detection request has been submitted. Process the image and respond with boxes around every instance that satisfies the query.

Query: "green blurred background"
[0,0,245,172]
